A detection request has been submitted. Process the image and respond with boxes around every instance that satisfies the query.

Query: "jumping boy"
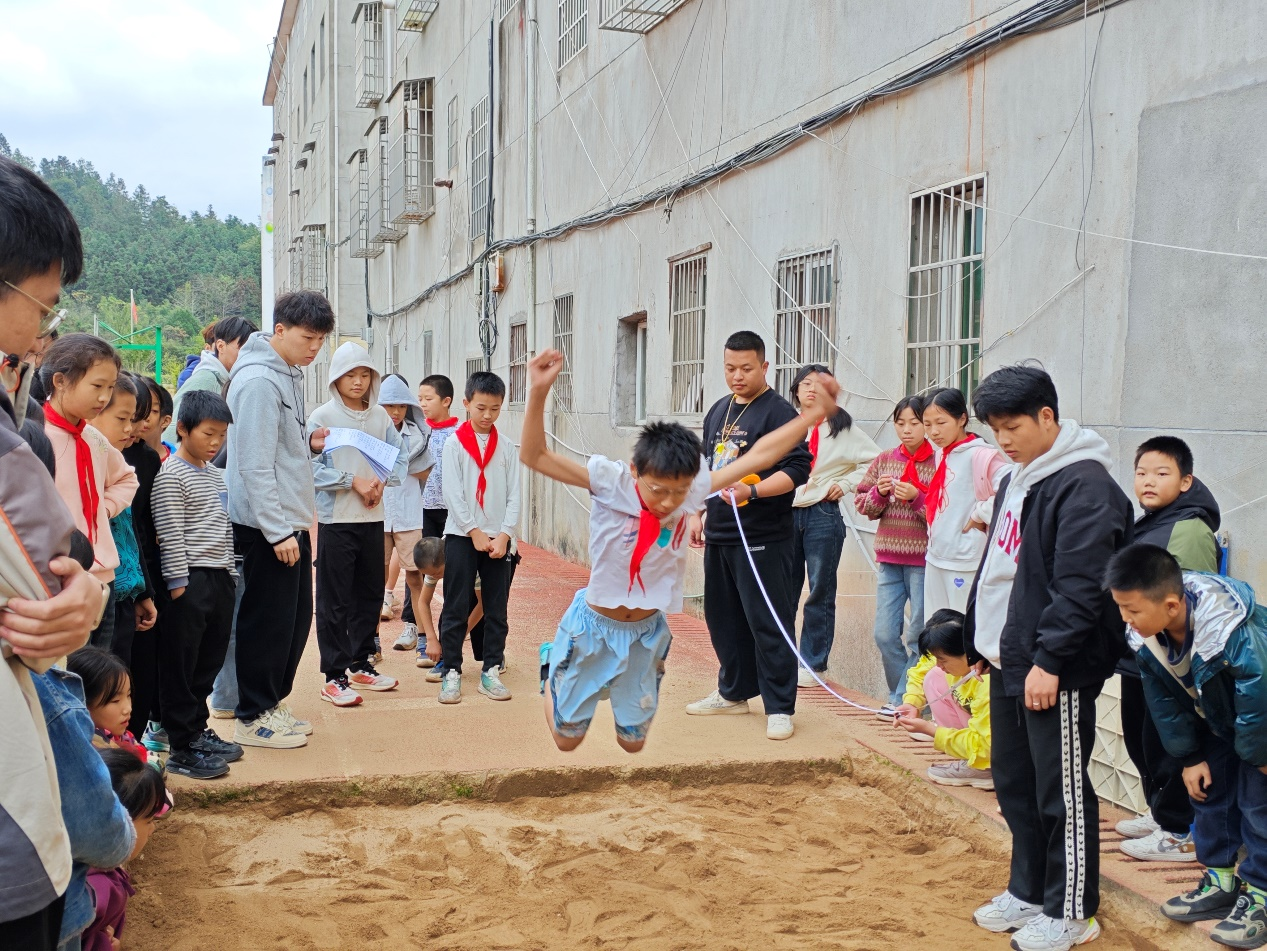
[151,390,242,779]
[436,371,518,705]
[966,364,1134,950]
[308,342,407,707]
[1107,544,1267,949]
[519,349,839,752]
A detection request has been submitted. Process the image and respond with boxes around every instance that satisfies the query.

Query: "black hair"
[971,362,1060,425]
[0,155,84,294]
[1134,436,1194,477]
[98,747,167,821]
[917,608,967,658]
[104,371,138,416]
[892,394,925,423]
[65,646,131,712]
[921,387,969,425]
[420,374,454,402]
[211,316,256,348]
[142,376,173,418]
[724,330,766,360]
[124,372,152,423]
[273,290,336,334]
[176,389,233,438]
[631,421,704,480]
[789,364,852,437]
[413,536,445,574]
[465,370,505,401]
[1105,544,1184,600]
[39,333,120,393]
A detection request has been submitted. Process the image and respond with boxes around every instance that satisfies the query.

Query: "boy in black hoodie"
[1115,436,1220,862]
[965,365,1134,951]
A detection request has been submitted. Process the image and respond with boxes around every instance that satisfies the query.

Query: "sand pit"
[127,760,1177,951]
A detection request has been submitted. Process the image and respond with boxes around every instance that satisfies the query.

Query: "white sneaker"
[1114,813,1159,839]
[766,713,794,740]
[927,760,994,790]
[685,690,749,716]
[273,702,314,735]
[393,623,419,651]
[1119,827,1197,862]
[234,711,307,749]
[1009,913,1100,950]
[973,891,1043,933]
[380,594,395,620]
[797,668,818,688]
[875,704,898,721]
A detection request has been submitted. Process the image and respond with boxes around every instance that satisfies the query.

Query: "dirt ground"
[127,762,1176,951]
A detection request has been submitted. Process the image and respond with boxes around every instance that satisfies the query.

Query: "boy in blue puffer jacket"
[1108,543,1267,950]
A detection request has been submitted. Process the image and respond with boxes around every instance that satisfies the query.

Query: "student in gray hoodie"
[225,291,334,750]
[162,315,256,445]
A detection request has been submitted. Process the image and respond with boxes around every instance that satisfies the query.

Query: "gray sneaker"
[1163,870,1243,923]
[974,891,1043,933]
[1212,890,1267,949]
[928,760,995,790]
[438,669,462,704]
[393,623,419,651]
[479,668,512,701]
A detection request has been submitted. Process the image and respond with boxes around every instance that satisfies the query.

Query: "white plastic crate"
[1091,675,1148,814]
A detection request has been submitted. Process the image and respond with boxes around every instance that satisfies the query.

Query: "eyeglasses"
[3,280,66,338]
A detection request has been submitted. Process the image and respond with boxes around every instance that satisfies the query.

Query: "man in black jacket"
[964,365,1133,951]
[685,331,812,741]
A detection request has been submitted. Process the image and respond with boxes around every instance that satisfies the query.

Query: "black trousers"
[88,581,117,650]
[0,893,64,951]
[439,535,510,673]
[233,526,313,721]
[703,540,798,716]
[1119,673,1194,835]
[992,673,1102,920]
[128,619,160,738]
[402,508,447,625]
[109,596,138,669]
[315,521,385,678]
[157,568,235,751]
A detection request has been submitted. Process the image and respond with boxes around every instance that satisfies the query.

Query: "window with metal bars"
[289,237,304,290]
[469,97,490,241]
[303,225,326,291]
[558,0,587,68]
[369,118,405,242]
[773,248,835,396]
[447,96,459,171]
[353,3,384,107]
[423,330,434,377]
[906,176,985,396]
[552,295,574,412]
[390,79,435,225]
[669,253,707,415]
[349,149,383,258]
[465,357,483,383]
[499,0,520,21]
[319,17,325,77]
[508,322,528,404]
[398,0,439,31]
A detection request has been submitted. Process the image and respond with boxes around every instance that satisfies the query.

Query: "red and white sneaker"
[320,677,363,707]
[347,665,399,691]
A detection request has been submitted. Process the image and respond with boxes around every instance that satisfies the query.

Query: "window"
[369,118,405,242]
[319,17,325,78]
[508,321,528,404]
[558,0,588,67]
[615,312,648,425]
[390,78,435,225]
[447,96,459,171]
[302,68,308,124]
[289,236,304,290]
[469,97,490,240]
[423,330,434,377]
[465,357,483,382]
[310,44,316,101]
[499,0,521,21]
[669,253,707,415]
[635,318,648,423]
[303,224,326,291]
[773,247,835,396]
[552,294,574,412]
[349,148,383,258]
[907,176,985,396]
[598,0,690,33]
[399,1,439,31]
[353,2,385,108]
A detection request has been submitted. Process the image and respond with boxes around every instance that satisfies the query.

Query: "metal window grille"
[499,0,521,21]
[469,97,490,240]
[390,79,435,225]
[465,357,483,381]
[398,0,439,31]
[303,224,326,291]
[319,17,325,76]
[446,96,459,171]
[423,330,434,377]
[369,118,406,241]
[289,236,304,289]
[310,44,316,99]
[509,322,528,405]
[302,68,308,124]
[558,0,588,68]
[598,0,689,33]
[906,176,985,396]
[350,149,384,258]
[669,253,707,415]
[552,294,574,412]
[773,248,835,396]
[353,3,384,108]
[635,319,648,423]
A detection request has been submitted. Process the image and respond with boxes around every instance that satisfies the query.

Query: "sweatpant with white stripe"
[991,673,1103,921]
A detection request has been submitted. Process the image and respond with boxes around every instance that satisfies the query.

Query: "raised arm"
[519,349,590,491]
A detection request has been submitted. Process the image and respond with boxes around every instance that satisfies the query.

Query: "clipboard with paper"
[323,427,401,482]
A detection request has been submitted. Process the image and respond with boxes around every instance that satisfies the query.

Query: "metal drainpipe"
[383,0,397,355]
[329,0,340,343]
[525,0,542,546]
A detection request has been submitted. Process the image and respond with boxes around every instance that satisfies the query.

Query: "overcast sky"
[1,0,278,223]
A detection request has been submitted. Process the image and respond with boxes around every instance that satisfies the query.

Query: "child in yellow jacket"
[895,608,993,790]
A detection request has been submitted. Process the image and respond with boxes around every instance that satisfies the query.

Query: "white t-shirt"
[584,455,712,614]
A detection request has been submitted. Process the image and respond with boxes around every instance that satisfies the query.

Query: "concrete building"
[263,0,1267,808]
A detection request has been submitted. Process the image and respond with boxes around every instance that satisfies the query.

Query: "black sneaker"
[1163,870,1243,922]
[191,728,244,763]
[1212,891,1267,949]
[167,747,230,780]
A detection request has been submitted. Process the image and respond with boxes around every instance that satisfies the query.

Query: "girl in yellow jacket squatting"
[894,608,993,790]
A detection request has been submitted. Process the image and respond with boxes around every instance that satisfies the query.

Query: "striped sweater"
[152,456,236,590]
[854,447,935,566]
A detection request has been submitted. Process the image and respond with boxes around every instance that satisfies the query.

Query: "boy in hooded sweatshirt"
[965,364,1134,951]
[162,316,255,446]
[308,342,409,707]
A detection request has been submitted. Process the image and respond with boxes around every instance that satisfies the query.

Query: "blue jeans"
[209,567,245,712]
[792,501,846,672]
[1195,728,1267,889]
[873,562,925,704]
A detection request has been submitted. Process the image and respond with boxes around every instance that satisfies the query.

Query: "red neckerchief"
[807,422,821,466]
[454,421,498,509]
[628,484,663,594]
[924,435,977,526]
[899,441,934,493]
[426,416,459,430]
[45,403,100,543]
